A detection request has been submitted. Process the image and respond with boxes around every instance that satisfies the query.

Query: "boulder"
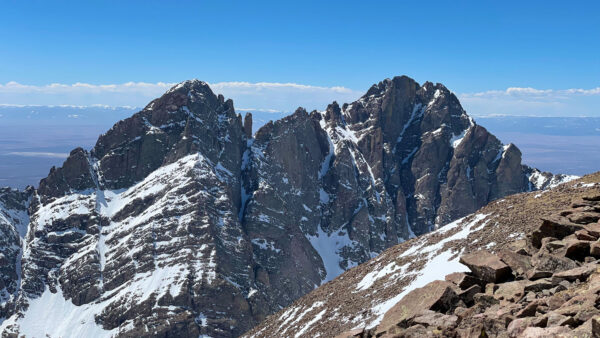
[555,294,595,317]
[375,280,458,336]
[568,317,598,337]
[546,293,571,311]
[411,310,459,329]
[572,201,595,208]
[493,280,526,302]
[542,237,564,251]
[519,326,570,337]
[591,242,600,257]
[552,263,597,282]
[485,283,498,295]
[459,251,512,283]
[531,251,578,274]
[546,312,576,327]
[497,249,532,277]
[575,307,600,323]
[531,216,585,248]
[585,223,600,238]
[554,281,570,292]
[507,239,530,255]
[445,272,481,289]
[473,293,499,308]
[526,268,553,280]
[515,301,539,318]
[524,278,554,292]
[567,212,600,224]
[507,317,539,337]
[458,284,481,305]
[594,317,600,335]
[564,239,592,261]
[576,229,598,241]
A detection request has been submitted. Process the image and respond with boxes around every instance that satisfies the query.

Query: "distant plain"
[1,106,599,189]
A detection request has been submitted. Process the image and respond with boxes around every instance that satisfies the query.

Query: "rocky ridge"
[0,76,574,337]
[356,191,600,337]
[245,174,600,337]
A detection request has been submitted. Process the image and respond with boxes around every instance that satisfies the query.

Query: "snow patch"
[319,189,330,204]
[0,287,117,337]
[307,226,358,283]
[356,262,408,291]
[251,238,281,253]
[450,128,468,149]
[368,214,489,327]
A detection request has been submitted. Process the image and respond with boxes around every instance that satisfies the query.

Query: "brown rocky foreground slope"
[244,172,600,337]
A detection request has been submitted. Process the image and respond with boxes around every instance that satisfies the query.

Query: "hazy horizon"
[1,105,599,189]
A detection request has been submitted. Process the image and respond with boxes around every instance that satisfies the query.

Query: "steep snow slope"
[244,174,599,337]
[2,154,249,336]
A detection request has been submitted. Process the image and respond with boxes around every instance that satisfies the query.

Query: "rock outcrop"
[0,76,576,337]
[365,192,600,337]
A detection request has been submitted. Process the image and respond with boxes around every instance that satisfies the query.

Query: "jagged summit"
[0,75,577,337]
[317,75,547,234]
[38,79,246,195]
[165,78,210,93]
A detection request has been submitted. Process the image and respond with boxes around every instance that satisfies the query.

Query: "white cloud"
[459,86,600,117]
[463,87,600,98]
[6,152,69,159]
[0,81,363,113]
[209,81,356,94]
[1,81,598,117]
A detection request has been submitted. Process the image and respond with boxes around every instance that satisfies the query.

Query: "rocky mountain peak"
[363,75,419,98]
[166,78,210,93]
[343,76,469,147]
[37,80,242,193]
[34,79,248,203]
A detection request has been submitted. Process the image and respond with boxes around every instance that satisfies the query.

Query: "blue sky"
[0,0,599,115]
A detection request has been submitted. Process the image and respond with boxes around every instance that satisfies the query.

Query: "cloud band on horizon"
[5,152,69,159]
[0,81,599,117]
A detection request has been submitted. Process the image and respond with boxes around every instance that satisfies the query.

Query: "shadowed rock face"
[0,76,573,337]
[0,187,31,320]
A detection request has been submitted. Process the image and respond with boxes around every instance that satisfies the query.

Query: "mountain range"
[0,76,575,337]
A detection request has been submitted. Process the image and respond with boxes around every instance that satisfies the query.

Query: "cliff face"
[322,76,540,237]
[0,187,30,320]
[0,76,574,337]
